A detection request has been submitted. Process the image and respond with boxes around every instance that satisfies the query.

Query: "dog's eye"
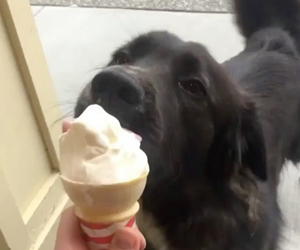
[178,79,206,96]
[115,52,130,65]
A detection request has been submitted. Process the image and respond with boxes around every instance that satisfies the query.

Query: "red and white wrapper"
[79,216,137,250]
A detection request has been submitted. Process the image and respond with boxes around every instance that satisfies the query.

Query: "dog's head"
[75,31,267,192]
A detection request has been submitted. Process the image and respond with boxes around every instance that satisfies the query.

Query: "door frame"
[0,1,70,249]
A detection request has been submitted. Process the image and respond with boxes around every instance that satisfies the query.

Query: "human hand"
[55,207,146,250]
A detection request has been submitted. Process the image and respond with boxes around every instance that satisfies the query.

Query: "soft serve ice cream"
[59,105,149,250]
[59,104,149,185]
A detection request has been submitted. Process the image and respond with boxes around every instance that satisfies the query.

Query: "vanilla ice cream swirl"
[59,104,149,184]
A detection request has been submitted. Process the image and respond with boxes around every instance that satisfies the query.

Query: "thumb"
[110,228,145,250]
[62,119,73,133]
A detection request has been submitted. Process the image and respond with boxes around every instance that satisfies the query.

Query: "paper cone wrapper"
[79,216,137,250]
[60,174,148,250]
[75,201,140,250]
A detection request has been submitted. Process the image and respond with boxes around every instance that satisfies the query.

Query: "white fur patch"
[137,209,169,250]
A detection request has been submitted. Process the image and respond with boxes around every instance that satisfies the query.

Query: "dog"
[74,0,300,249]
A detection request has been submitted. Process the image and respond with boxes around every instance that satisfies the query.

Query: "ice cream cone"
[59,105,149,250]
[60,173,147,250]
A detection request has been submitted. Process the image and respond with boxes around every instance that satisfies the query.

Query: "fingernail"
[115,234,135,250]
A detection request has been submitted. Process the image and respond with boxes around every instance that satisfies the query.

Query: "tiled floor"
[32,6,300,249]
[31,0,232,12]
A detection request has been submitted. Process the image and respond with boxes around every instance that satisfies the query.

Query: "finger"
[110,227,146,250]
[54,206,88,250]
[134,228,146,250]
[62,119,74,133]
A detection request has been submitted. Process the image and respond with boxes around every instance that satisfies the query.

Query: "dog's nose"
[91,68,143,106]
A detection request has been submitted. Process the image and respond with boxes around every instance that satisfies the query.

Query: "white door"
[0,0,69,249]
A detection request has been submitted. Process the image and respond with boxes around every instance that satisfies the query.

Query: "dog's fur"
[75,0,300,249]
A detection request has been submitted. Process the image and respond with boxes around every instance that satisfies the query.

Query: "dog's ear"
[238,103,267,181]
[207,101,267,182]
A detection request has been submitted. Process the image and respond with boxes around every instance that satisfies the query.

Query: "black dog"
[75,0,300,249]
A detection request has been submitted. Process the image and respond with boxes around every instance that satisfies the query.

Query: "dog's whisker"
[87,66,106,73]
[50,109,74,128]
